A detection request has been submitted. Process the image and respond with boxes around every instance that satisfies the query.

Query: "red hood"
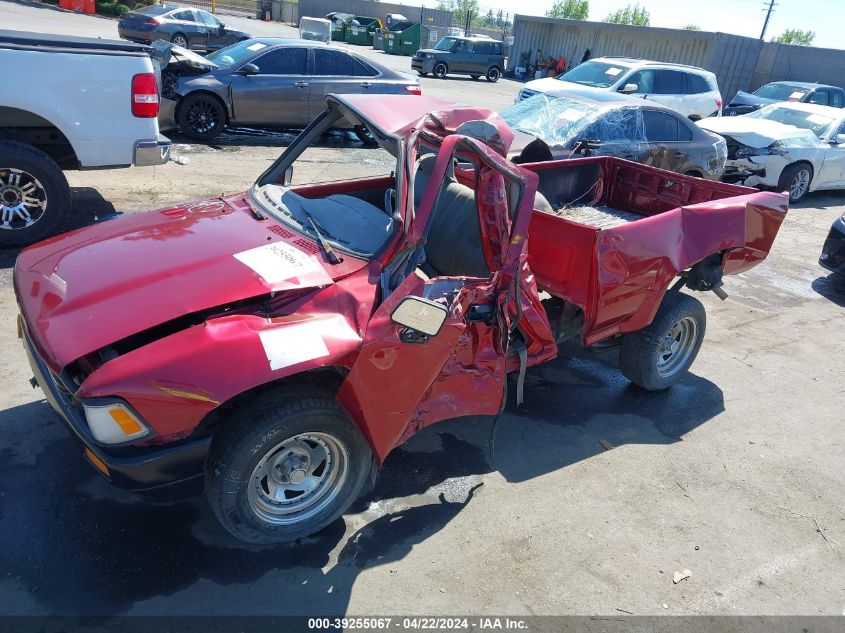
[15,195,366,370]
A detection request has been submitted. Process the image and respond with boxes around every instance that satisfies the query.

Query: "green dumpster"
[327,12,352,41]
[344,16,382,45]
[384,21,430,56]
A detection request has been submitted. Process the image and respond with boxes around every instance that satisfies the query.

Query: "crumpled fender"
[589,190,788,340]
[77,272,376,442]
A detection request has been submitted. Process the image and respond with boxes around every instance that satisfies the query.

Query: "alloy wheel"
[172,34,189,48]
[0,168,48,232]
[790,168,811,201]
[185,98,222,136]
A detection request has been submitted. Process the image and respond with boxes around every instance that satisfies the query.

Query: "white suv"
[517,57,723,121]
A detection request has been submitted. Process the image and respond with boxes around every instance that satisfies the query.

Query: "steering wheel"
[385,188,397,217]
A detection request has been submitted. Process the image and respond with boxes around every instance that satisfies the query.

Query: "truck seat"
[413,155,490,278]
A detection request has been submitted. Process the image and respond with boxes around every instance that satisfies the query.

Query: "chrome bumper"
[133,135,171,166]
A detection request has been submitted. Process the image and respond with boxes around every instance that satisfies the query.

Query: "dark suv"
[412,35,504,82]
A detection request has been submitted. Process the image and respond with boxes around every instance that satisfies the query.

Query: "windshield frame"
[252,102,403,260]
[206,39,269,68]
[434,37,458,51]
[753,83,810,101]
[749,104,837,138]
[556,60,631,88]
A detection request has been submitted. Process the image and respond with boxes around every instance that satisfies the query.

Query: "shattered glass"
[501,93,648,155]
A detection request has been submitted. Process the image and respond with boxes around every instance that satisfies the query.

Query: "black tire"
[353,125,378,147]
[171,32,189,49]
[619,291,706,391]
[0,141,72,248]
[433,62,448,79]
[417,71,428,77]
[486,66,501,82]
[778,162,813,203]
[205,389,374,544]
[470,74,481,80]
[176,92,227,141]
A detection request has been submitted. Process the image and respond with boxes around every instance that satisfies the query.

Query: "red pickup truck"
[14,95,788,544]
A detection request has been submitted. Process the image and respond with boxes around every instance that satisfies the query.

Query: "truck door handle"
[295,81,309,88]
[359,81,372,88]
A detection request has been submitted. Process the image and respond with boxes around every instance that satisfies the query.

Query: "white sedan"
[697,102,845,202]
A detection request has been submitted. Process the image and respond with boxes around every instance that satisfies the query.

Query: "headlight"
[83,402,149,444]
[735,141,787,159]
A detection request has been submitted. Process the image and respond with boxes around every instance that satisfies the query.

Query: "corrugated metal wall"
[298,0,452,29]
[510,15,845,103]
[752,42,845,91]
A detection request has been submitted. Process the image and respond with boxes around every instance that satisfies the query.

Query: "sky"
[466,0,843,50]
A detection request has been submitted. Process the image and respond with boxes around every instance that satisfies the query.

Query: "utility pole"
[760,0,776,40]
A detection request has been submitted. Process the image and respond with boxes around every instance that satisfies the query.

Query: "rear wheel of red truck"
[205,390,374,544]
[619,291,706,391]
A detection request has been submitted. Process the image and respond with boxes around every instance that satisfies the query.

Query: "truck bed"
[521,157,788,344]
[0,29,150,56]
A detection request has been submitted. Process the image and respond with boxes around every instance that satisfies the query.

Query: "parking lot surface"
[1,0,844,617]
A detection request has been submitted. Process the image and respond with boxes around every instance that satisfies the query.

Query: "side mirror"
[282,165,294,186]
[238,63,259,76]
[834,133,845,145]
[620,83,638,94]
[391,296,447,339]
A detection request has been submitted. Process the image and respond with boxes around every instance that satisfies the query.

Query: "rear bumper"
[134,135,171,166]
[117,25,155,43]
[20,318,209,500]
[819,215,845,275]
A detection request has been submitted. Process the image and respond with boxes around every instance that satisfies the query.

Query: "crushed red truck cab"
[14,95,788,544]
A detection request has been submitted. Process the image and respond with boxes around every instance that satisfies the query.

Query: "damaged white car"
[698,102,845,202]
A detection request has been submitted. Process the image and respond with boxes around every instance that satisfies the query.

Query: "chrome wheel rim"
[185,99,221,136]
[790,169,810,200]
[172,35,188,47]
[247,432,348,525]
[656,316,698,377]
[0,168,48,231]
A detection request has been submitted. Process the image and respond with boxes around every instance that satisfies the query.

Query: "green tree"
[773,29,815,46]
[604,3,650,26]
[683,24,701,31]
[545,0,589,20]
[437,0,480,27]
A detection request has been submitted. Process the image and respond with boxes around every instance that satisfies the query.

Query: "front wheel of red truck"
[205,390,374,545]
[619,291,707,391]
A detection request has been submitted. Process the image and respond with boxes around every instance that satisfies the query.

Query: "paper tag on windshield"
[606,67,622,76]
[234,241,329,286]
[788,91,805,100]
[247,43,267,51]
[807,113,830,125]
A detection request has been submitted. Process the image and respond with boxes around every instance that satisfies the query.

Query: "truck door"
[337,135,543,461]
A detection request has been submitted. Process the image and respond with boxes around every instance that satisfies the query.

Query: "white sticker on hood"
[247,43,267,51]
[789,91,806,100]
[259,316,360,371]
[606,67,622,76]
[234,241,325,285]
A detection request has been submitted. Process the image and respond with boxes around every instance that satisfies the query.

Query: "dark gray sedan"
[118,4,249,51]
[156,38,422,141]
[503,89,727,180]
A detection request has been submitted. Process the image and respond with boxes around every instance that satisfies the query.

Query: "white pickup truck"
[0,30,171,247]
